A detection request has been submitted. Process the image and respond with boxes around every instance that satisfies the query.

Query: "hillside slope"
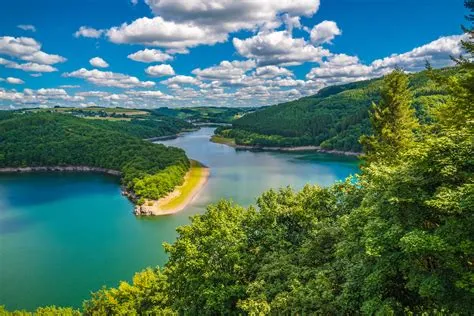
[217,68,455,152]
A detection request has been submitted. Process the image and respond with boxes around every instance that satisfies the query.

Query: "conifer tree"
[361,69,419,164]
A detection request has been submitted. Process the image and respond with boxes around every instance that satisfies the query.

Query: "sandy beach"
[134,160,210,216]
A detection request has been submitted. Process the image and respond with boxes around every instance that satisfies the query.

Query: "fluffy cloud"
[6,77,24,84]
[0,88,84,107]
[144,0,319,33]
[371,34,465,71]
[21,51,66,65]
[310,21,341,45]
[76,91,111,98]
[145,64,175,77]
[255,65,294,78]
[89,57,109,68]
[233,31,331,66]
[0,36,39,56]
[0,57,58,72]
[306,35,465,85]
[128,49,173,63]
[63,68,155,88]
[161,75,200,86]
[126,90,173,99]
[17,24,36,32]
[107,17,227,49]
[74,26,104,38]
[192,60,256,80]
[306,54,373,80]
[105,0,320,50]
[0,36,66,65]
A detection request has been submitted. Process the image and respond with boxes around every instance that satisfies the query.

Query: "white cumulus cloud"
[310,21,342,45]
[6,77,25,84]
[0,57,58,72]
[145,64,175,77]
[105,0,321,51]
[192,60,256,81]
[306,35,465,86]
[128,49,173,63]
[161,75,200,86]
[74,26,104,38]
[89,57,109,68]
[233,31,331,66]
[0,36,66,65]
[63,68,155,88]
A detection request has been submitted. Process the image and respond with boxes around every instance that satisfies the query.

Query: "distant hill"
[152,106,258,124]
[217,68,456,152]
[27,106,194,138]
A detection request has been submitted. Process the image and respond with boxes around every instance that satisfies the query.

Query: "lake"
[0,127,359,310]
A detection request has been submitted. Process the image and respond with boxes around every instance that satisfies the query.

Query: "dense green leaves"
[83,268,174,315]
[81,64,472,314]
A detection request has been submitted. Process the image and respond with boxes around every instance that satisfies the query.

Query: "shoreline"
[145,128,200,142]
[0,166,122,176]
[0,163,210,217]
[210,136,360,157]
[134,160,210,216]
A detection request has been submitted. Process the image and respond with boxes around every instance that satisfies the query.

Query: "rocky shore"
[211,137,360,157]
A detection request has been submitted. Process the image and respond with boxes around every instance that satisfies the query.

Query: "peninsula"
[0,112,204,216]
[134,160,210,216]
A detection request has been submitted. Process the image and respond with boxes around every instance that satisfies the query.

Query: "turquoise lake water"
[0,128,359,310]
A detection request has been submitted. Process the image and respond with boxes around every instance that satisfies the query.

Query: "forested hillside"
[0,113,190,203]
[91,116,193,139]
[30,106,195,138]
[152,106,258,124]
[216,67,456,152]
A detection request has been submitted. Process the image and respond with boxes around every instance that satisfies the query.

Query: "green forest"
[0,113,190,203]
[216,67,457,152]
[2,1,473,314]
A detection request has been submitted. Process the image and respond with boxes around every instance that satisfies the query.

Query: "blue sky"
[0,0,468,108]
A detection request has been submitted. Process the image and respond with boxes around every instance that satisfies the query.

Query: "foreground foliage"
[82,56,472,313]
[0,113,189,201]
